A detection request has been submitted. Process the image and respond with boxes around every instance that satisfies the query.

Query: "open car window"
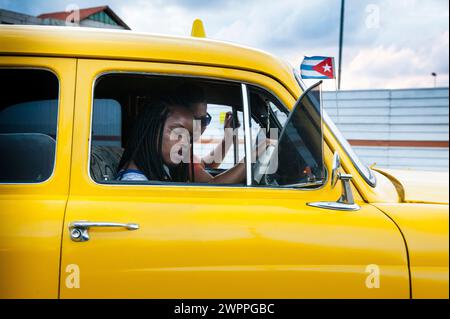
[90,73,326,188]
[90,73,247,185]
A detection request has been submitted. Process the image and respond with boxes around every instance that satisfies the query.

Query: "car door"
[59,59,410,298]
[0,57,76,298]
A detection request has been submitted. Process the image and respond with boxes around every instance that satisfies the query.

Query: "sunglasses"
[195,112,212,127]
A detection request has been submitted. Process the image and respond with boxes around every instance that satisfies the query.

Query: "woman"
[117,98,194,182]
[178,84,275,184]
[117,96,270,184]
[177,83,237,170]
[177,84,249,184]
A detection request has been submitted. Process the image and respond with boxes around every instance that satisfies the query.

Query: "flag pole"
[338,0,345,90]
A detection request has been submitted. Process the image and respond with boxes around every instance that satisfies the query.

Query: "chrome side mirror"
[331,152,341,188]
[308,152,360,211]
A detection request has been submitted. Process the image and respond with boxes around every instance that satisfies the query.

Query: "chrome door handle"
[69,221,139,242]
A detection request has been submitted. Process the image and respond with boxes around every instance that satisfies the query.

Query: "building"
[323,87,449,172]
[0,5,130,30]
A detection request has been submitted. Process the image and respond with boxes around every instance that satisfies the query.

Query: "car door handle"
[69,221,139,242]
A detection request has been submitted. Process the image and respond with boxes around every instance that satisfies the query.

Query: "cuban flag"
[300,56,336,79]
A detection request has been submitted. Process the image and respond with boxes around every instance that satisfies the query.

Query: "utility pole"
[338,0,345,90]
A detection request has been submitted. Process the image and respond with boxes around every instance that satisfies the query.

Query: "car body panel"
[374,203,449,299]
[375,168,449,204]
[56,58,410,298]
[61,193,410,298]
[0,25,299,97]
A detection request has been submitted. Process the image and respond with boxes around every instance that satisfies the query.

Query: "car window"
[90,73,248,185]
[248,85,325,188]
[0,69,59,183]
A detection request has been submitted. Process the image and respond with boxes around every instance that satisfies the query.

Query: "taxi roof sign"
[191,19,206,38]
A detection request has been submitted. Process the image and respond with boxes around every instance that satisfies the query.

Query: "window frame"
[88,71,328,191]
[0,67,60,185]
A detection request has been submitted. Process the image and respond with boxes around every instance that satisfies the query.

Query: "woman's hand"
[223,112,240,131]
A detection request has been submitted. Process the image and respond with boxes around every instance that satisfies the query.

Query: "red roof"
[38,5,108,21]
[37,5,130,29]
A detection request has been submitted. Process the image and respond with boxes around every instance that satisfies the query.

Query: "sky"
[1,0,449,90]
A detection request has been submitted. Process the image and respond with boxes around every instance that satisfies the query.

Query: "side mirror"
[331,152,341,188]
[308,151,360,211]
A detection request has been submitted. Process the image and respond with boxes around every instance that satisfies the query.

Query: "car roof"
[0,25,300,97]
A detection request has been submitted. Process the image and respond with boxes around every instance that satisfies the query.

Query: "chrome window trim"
[87,70,327,191]
[241,83,253,186]
[0,67,60,186]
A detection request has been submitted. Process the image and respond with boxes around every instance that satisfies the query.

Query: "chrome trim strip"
[241,83,253,186]
[307,201,361,211]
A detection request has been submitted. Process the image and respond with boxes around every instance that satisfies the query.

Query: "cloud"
[1,0,448,89]
[161,0,233,9]
[342,29,449,89]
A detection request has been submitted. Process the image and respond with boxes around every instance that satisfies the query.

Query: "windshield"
[293,68,377,187]
[323,112,377,186]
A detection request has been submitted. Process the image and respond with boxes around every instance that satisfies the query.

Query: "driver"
[177,84,237,169]
[177,84,245,183]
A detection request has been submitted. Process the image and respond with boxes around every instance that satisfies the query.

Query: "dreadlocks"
[118,98,192,183]
[177,83,206,106]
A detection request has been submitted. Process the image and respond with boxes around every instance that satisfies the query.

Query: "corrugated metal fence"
[323,87,449,172]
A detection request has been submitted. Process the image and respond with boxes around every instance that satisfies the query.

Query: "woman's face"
[160,106,194,167]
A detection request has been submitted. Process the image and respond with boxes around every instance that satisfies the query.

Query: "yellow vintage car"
[0,24,448,299]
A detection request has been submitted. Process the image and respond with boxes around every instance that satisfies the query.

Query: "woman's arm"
[203,112,238,169]
[193,161,245,184]
[193,138,276,185]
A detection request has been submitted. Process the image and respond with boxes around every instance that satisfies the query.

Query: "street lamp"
[431,72,437,88]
